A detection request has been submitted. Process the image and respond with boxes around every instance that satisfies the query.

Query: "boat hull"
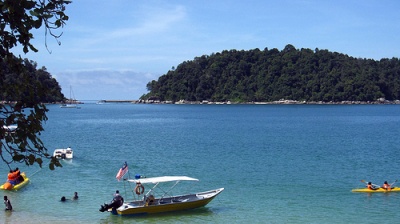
[352,187,400,193]
[60,104,77,108]
[1,172,30,191]
[53,148,74,159]
[116,188,224,216]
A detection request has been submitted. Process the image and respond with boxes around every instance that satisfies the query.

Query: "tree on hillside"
[0,0,71,170]
[142,45,399,102]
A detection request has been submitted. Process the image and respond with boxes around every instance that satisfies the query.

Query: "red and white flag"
[116,162,128,181]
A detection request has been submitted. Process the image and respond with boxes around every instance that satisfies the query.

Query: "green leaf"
[28,154,35,165]
[55,20,61,27]
[13,154,25,161]
[35,157,43,165]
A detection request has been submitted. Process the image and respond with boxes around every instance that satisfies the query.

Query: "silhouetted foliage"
[1,0,70,170]
[0,58,64,103]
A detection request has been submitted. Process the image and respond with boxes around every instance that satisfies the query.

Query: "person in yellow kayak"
[382,181,391,191]
[367,182,378,190]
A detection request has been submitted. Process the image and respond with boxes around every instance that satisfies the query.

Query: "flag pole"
[126,161,130,180]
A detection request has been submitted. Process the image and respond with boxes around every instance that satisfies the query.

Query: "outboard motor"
[99,195,124,212]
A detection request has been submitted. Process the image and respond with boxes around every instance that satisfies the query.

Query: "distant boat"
[60,104,78,108]
[53,147,73,159]
[61,86,81,109]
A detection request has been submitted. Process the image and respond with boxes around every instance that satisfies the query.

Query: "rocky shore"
[134,98,400,105]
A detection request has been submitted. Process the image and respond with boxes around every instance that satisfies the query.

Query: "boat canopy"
[127,176,199,184]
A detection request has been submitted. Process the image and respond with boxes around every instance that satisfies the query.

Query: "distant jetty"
[96,100,138,104]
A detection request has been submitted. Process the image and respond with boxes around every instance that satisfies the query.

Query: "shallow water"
[1,104,400,223]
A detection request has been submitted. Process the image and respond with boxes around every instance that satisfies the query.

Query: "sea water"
[1,104,400,224]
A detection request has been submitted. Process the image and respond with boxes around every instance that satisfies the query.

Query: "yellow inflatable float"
[1,171,30,191]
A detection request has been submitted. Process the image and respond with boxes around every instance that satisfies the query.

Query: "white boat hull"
[60,104,77,108]
[53,147,73,159]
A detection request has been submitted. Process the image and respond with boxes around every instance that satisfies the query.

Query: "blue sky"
[13,0,400,100]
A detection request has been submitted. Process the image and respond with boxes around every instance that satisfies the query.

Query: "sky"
[12,0,400,100]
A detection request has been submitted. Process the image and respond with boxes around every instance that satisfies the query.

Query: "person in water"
[382,181,391,190]
[73,192,78,200]
[61,196,67,202]
[4,196,12,211]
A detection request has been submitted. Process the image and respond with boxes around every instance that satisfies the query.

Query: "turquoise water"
[1,104,400,223]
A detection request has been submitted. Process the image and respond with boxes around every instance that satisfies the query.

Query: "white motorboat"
[53,147,73,159]
[100,174,224,216]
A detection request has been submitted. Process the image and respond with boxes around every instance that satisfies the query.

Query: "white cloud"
[66,4,187,52]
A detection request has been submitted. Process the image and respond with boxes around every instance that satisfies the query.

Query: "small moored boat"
[60,86,81,109]
[53,147,73,159]
[99,175,224,216]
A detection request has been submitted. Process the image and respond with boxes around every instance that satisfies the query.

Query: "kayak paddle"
[360,180,381,188]
[390,179,398,188]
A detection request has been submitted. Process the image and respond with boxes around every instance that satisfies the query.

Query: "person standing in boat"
[4,196,12,211]
[113,190,124,204]
[99,190,124,212]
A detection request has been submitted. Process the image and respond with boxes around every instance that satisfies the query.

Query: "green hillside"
[1,58,64,103]
[142,44,400,103]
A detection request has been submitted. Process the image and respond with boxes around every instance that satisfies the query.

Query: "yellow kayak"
[0,172,30,191]
[352,187,400,193]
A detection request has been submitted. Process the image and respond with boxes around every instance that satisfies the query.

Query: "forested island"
[141,44,400,104]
